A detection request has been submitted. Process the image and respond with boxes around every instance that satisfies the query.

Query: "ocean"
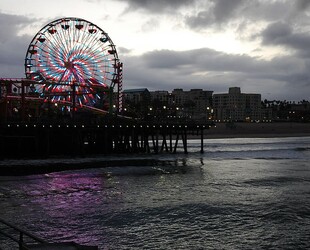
[0,136,309,249]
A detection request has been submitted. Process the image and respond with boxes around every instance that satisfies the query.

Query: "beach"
[205,122,310,138]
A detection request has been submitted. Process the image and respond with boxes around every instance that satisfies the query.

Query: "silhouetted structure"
[0,120,212,161]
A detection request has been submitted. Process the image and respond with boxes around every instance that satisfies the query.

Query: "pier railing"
[0,218,98,249]
[0,218,47,249]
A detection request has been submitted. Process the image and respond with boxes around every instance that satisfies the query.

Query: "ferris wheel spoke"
[58,21,73,55]
[84,28,102,50]
[79,24,92,45]
[38,37,65,65]
[44,28,66,54]
[51,28,70,57]
[76,31,99,61]
[58,69,68,83]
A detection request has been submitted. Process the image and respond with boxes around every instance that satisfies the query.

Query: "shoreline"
[201,122,310,139]
[203,134,310,139]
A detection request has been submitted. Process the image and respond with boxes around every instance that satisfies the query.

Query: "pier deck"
[0,121,214,160]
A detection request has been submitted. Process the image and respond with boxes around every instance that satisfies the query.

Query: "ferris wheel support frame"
[24,17,122,119]
[0,77,123,122]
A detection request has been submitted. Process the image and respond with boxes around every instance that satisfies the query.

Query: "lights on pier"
[2,122,209,156]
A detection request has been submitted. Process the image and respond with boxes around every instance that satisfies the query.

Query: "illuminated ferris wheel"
[24,17,121,110]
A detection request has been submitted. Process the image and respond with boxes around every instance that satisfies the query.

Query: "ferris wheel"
[24,17,120,110]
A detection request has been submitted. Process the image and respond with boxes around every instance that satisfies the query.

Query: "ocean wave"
[243,176,308,186]
[295,147,310,151]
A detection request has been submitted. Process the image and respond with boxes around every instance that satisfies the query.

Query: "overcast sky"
[1,0,310,101]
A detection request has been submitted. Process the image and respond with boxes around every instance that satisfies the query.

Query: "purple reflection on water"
[3,170,125,246]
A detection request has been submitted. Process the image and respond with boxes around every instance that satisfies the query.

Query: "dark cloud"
[296,0,310,11]
[142,48,267,74]
[185,0,248,30]
[116,0,194,13]
[212,0,245,24]
[0,12,33,41]
[261,21,310,56]
[0,12,37,77]
[185,0,257,30]
[185,0,294,32]
[261,22,292,44]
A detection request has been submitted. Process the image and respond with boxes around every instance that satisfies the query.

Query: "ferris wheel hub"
[64,61,74,70]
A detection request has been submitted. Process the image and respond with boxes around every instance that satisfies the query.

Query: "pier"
[0,120,213,160]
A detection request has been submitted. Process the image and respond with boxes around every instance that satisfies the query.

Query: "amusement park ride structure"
[0,17,212,160]
[0,17,123,122]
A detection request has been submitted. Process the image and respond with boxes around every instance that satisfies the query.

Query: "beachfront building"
[150,90,175,106]
[122,88,213,120]
[213,87,265,122]
[122,87,276,122]
[122,88,150,117]
[271,100,310,122]
[149,88,213,120]
[172,89,213,120]
[123,88,150,104]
